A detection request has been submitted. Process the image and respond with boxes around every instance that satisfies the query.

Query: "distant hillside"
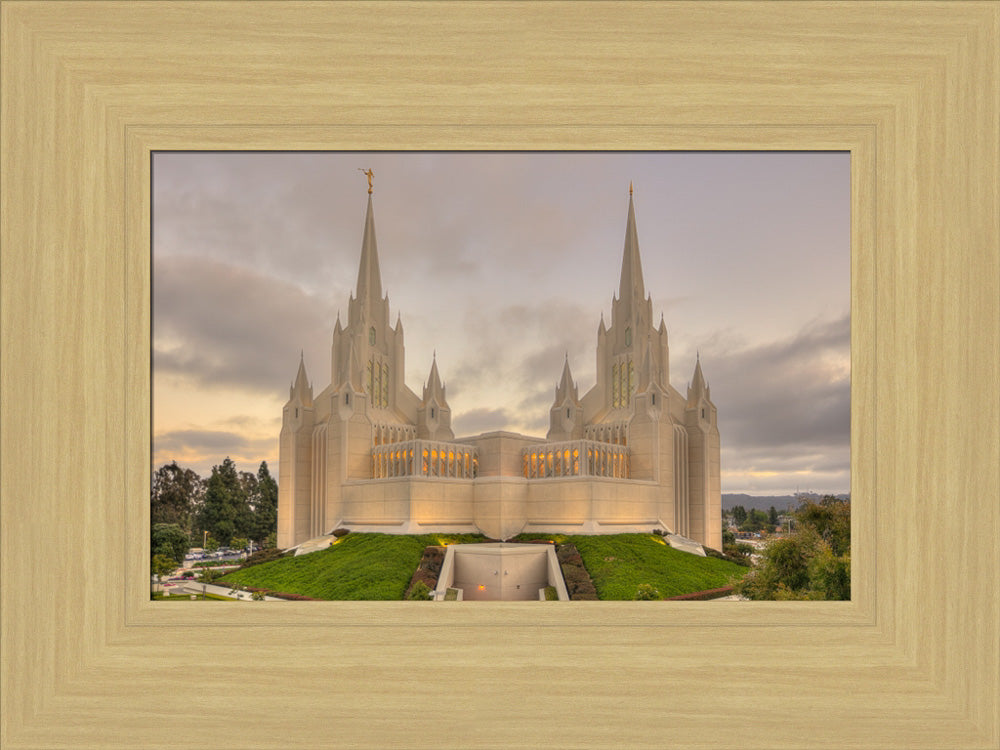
[722,492,849,513]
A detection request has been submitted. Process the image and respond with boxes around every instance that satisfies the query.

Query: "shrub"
[634,583,662,600]
[239,547,291,569]
[332,528,350,538]
[406,581,432,600]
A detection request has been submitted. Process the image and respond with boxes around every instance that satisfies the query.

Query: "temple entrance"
[433,543,569,601]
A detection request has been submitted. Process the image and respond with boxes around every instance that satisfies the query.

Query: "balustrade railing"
[521,440,630,479]
[372,439,478,479]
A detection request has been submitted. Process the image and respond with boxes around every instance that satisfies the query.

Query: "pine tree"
[197,457,250,546]
[252,461,279,544]
[151,462,203,532]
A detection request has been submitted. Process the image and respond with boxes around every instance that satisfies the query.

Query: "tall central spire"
[618,188,645,305]
[355,193,383,304]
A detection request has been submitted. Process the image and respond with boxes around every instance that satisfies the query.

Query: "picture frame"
[2,3,997,748]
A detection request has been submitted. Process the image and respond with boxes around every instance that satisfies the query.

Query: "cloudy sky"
[152,151,850,495]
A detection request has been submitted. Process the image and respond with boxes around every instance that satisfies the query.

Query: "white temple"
[278,181,721,550]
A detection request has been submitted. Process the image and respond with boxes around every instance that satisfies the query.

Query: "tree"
[151,553,177,582]
[231,537,250,553]
[796,495,850,556]
[250,461,278,544]
[151,522,190,566]
[732,505,748,526]
[741,508,769,533]
[151,462,203,531]
[768,505,779,527]
[735,495,851,601]
[197,457,252,546]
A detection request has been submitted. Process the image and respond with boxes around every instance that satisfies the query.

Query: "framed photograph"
[151,151,850,602]
[2,3,997,748]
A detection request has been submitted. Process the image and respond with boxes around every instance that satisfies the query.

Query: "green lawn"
[216,533,484,600]
[515,533,748,599]
[570,534,747,599]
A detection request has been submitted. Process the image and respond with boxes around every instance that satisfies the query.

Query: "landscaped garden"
[215,532,746,601]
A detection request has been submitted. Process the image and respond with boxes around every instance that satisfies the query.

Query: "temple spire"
[617,186,646,307]
[355,193,383,304]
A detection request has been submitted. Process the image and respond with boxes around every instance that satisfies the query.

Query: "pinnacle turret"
[554,354,579,405]
[423,353,445,404]
[290,353,313,406]
[687,353,708,404]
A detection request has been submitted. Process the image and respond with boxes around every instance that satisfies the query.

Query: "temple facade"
[277,185,721,550]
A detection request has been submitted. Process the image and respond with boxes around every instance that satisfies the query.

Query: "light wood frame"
[2,3,997,748]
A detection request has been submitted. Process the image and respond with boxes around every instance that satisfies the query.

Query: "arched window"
[369,327,376,345]
[625,327,632,347]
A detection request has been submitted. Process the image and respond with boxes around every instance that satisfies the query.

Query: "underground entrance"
[432,543,570,601]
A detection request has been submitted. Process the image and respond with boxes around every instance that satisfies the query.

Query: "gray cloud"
[155,429,251,454]
[153,255,335,392]
[693,314,850,493]
[703,314,850,451]
[152,429,278,478]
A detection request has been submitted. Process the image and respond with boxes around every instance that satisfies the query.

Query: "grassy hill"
[219,532,747,601]
[216,533,484,600]
[516,533,748,599]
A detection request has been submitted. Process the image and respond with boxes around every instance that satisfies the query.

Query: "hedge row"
[665,585,735,601]
[237,547,293,569]
[555,543,599,600]
[402,545,446,599]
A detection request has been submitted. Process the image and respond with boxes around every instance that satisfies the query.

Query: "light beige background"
[2,2,997,748]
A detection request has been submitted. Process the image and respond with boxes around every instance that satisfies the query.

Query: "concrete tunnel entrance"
[432,543,570,601]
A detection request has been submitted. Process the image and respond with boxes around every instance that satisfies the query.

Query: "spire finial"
[358,168,374,194]
[629,180,633,196]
